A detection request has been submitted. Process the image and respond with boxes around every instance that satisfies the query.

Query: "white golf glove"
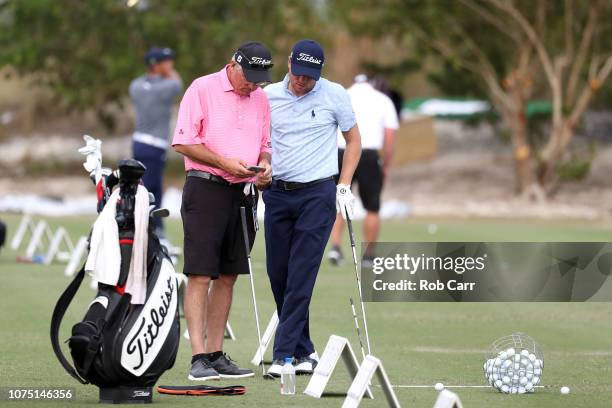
[78,135,102,174]
[336,183,355,220]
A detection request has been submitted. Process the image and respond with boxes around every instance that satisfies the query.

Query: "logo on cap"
[296,53,322,66]
[251,56,272,66]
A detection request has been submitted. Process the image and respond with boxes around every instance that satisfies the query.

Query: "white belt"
[133,132,168,150]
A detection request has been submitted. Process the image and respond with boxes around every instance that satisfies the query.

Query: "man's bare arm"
[339,124,362,185]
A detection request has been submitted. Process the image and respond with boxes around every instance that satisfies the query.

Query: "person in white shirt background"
[328,74,399,265]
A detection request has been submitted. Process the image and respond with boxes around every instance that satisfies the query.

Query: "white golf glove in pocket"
[336,183,355,220]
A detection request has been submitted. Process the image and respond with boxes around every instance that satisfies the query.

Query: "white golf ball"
[494,357,502,366]
[499,351,508,360]
[501,385,509,393]
[521,349,530,357]
[534,359,541,369]
[502,376,510,384]
[526,372,533,380]
[528,353,537,362]
[503,360,512,369]
[434,383,444,391]
[534,368,542,375]
[521,358,529,366]
[560,386,570,394]
[492,373,499,381]
[525,382,534,392]
[532,376,540,385]
[494,380,503,389]
[506,348,516,357]
[513,375,519,382]
[518,386,526,394]
[514,363,520,371]
[514,354,521,363]
[510,386,518,394]
[519,377,528,386]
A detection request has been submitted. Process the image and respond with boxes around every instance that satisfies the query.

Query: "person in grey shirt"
[129,47,182,235]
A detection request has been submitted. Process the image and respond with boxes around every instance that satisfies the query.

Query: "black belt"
[187,170,244,188]
[272,176,335,191]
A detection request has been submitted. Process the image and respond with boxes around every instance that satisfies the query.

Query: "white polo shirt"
[338,82,399,149]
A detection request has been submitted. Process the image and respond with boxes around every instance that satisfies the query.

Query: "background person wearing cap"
[262,39,362,377]
[129,47,182,237]
[328,74,399,265]
[171,41,273,381]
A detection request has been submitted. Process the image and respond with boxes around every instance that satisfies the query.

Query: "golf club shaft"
[240,207,266,377]
[346,210,372,355]
[350,298,367,362]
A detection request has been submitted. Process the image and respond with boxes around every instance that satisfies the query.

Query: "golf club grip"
[346,211,356,247]
[239,207,250,256]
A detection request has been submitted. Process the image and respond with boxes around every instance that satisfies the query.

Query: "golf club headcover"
[157,384,246,396]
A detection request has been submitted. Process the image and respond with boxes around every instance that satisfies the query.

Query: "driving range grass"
[1,212,612,407]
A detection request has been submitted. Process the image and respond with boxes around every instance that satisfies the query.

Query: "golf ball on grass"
[560,386,570,394]
[434,383,444,391]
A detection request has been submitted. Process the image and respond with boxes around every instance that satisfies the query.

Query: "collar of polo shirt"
[220,65,235,92]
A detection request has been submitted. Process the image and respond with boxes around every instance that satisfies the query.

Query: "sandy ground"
[1,121,611,220]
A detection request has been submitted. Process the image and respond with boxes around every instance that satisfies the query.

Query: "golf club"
[345,209,372,355]
[239,206,274,380]
[349,297,367,362]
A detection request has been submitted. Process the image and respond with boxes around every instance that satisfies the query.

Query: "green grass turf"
[1,212,612,407]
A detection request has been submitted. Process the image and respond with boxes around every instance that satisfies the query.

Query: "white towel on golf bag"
[85,185,149,304]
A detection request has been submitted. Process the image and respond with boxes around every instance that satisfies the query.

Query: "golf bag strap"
[50,265,89,384]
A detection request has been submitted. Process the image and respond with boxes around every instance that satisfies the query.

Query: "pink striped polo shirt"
[171,65,271,183]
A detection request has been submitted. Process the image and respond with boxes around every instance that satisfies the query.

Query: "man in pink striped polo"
[172,42,273,381]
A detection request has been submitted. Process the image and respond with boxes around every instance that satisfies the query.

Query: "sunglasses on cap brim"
[234,51,274,69]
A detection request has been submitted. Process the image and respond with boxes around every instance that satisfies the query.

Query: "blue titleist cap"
[144,47,175,66]
[290,40,324,80]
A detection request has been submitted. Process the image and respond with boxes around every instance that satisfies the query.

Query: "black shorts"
[336,149,383,212]
[180,176,257,278]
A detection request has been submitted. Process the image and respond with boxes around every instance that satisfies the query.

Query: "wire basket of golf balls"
[483,332,544,394]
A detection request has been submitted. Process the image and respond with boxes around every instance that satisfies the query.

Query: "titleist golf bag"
[51,159,180,404]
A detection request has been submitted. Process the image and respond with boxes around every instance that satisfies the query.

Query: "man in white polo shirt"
[328,74,399,265]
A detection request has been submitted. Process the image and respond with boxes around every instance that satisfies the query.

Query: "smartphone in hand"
[247,166,266,173]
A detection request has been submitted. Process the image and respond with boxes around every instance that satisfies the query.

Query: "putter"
[239,207,274,380]
[345,210,372,355]
[349,297,367,362]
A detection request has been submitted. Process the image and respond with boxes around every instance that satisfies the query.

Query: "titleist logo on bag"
[121,259,178,376]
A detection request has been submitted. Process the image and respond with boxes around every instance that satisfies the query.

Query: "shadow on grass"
[321,392,348,398]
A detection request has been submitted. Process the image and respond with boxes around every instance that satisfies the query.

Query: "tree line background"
[1,0,612,197]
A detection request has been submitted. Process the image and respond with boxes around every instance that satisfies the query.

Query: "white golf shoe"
[267,359,285,378]
[295,352,319,375]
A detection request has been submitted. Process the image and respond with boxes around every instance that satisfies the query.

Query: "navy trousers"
[263,179,336,360]
[133,141,166,232]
